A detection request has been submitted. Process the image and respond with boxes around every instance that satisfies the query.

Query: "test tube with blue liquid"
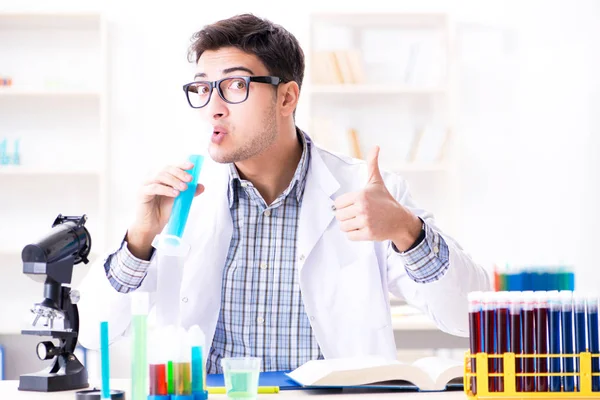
[587,294,600,392]
[152,154,204,327]
[153,153,204,250]
[189,325,208,400]
[164,154,204,240]
[561,290,575,392]
[548,290,563,392]
[574,292,588,391]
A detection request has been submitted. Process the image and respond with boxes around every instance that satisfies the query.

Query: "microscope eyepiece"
[22,214,91,267]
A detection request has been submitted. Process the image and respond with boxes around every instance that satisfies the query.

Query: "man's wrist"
[125,226,157,261]
[391,214,424,252]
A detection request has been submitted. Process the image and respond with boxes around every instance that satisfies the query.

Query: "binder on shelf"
[311,49,365,85]
[0,344,4,380]
[334,51,355,83]
[406,128,425,163]
[347,128,363,159]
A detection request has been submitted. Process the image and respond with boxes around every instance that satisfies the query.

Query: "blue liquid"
[575,311,587,391]
[562,310,575,392]
[588,310,600,391]
[549,310,562,392]
[191,346,206,397]
[100,321,110,399]
[165,154,204,238]
[522,272,532,291]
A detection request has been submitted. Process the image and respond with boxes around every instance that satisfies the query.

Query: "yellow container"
[464,352,600,399]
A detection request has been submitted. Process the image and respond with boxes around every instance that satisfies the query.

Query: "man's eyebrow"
[223,66,255,75]
[194,66,255,80]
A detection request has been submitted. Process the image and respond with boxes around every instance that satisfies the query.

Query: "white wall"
[2,0,598,282]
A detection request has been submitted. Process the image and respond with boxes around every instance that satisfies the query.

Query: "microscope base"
[18,355,89,392]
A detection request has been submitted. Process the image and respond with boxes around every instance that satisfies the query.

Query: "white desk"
[0,380,467,399]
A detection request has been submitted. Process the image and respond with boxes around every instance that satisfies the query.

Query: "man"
[78,13,490,373]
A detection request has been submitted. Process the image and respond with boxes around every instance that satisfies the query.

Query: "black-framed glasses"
[182,76,281,109]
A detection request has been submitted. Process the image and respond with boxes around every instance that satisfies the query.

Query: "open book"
[286,356,464,392]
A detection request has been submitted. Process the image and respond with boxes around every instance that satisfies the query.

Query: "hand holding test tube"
[152,154,205,253]
[152,155,205,327]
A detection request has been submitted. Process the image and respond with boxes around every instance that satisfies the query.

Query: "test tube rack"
[464,352,600,399]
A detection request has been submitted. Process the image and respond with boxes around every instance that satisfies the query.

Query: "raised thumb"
[367,146,383,184]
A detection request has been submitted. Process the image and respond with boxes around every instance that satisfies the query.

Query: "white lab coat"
[77,144,491,359]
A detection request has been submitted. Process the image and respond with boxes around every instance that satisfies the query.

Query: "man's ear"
[279,81,300,117]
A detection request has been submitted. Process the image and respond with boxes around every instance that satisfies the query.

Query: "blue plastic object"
[165,155,204,238]
[191,345,207,400]
[100,321,110,399]
[12,139,20,165]
[0,344,5,380]
[0,139,8,165]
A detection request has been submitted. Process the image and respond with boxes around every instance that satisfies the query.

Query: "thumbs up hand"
[334,146,423,251]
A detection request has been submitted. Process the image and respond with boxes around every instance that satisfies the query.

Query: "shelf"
[0,12,102,29]
[309,84,446,95]
[0,166,101,176]
[0,88,101,97]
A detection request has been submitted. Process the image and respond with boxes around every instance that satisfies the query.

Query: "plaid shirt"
[104,131,450,373]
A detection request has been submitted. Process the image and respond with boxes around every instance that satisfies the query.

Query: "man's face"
[195,46,279,164]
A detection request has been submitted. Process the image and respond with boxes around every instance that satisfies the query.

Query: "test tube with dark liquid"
[468,291,484,395]
[510,291,523,392]
[483,292,498,392]
[496,292,510,392]
[535,291,549,392]
[521,291,536,392]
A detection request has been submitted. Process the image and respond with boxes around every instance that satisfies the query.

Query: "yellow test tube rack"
[464,352,600,399]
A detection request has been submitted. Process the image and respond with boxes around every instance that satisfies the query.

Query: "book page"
[288,356,400,386]
[411,357,464,390]
[288,356,442,389]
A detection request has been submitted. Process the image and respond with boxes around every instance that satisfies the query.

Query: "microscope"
[18,214,91,392]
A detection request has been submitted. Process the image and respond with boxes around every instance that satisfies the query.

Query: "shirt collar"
[227,128,311,208]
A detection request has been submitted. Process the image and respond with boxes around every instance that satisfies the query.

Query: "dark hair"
[188,14,305,90]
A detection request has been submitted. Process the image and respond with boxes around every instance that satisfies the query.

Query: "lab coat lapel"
[297,146,340,273]
[180,161,232,318]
